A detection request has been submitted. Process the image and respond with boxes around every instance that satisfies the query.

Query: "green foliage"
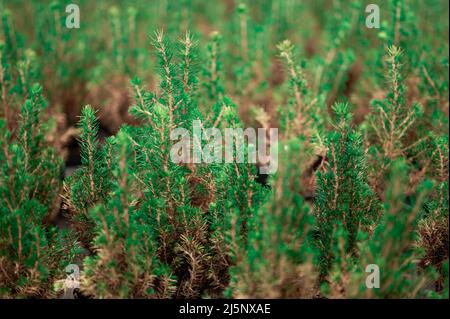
[276,40,313,138]
[368,46,422,162]
[314,103,379,282]
[350,160,434,298]
[76,31,265,298]
[82,131,172,298]
[228,137,314,298]
[202,31,224,103]
[0,84,76,297]
[65,105,112,248]
[0,0,448,300]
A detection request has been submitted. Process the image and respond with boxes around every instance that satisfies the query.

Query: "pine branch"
[314,102,379,283]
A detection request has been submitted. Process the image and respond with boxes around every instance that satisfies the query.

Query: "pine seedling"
[203,33,270,295]
[64,105,112,248]
[349,160,435,298]
[426,260,449,299]
[39,1,71,82]
[210,95,267,214]
[228,3,257,97]
[212,138,268,297]
[1,7,18,66]
[31,1,94,122]
[131,31,226,298]
[108,6,140,76]
[177,31,201,121]
[109,6,124,73]
[202,36,271,294]
[0,11,20,133]
[312,0,359,106]
[417,211,449,294]
[376,0,419,73]
[81,131,173,298]
[1,43,40,132]
[369,46,422,158]
[0,84,76,297]
[0,4,38,99]
[16,49,40,97]
[367,46,423,193]
[277,39,318,139]
[82,31,220,298]
[165,0,193,38]
[419,134,449,217]
[200,95,268,296]
[202,31,225,103]
[236,3,249,62]
[1,5,42,132]
[227,137,315,298]
[415,134,449,291]
[0,40,12,130]
[314,102,379,282]
[388,0,418,48]
[16,84,62,209]
[419,59,449,131]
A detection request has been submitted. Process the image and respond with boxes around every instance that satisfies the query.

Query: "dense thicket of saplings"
[0,0,448,298]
